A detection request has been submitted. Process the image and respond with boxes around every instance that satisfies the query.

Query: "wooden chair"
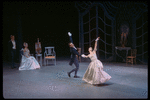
[126,49,137,65]
[44,47,56,66]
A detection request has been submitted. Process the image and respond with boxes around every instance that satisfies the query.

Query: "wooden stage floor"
[3,57,148,99]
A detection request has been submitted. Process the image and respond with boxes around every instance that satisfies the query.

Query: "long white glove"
[68,32,72,36]
[81,54,86,58]
[95,37,100,41]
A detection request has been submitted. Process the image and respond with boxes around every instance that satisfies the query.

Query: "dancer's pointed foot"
[67,72,71,77]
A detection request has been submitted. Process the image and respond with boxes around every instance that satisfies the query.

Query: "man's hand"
[81,54,86,58]
[68,32,72,36]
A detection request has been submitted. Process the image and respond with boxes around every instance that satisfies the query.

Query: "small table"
[115,46,131,62]
[35,54,42,66]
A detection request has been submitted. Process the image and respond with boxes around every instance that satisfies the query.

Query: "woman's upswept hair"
[23,42,28,48]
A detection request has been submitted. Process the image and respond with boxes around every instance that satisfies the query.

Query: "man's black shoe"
[67,72,71,77]
[74,76,80,78]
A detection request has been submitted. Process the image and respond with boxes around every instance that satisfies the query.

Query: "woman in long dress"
[19,42,40,70]
[81,37,111,85]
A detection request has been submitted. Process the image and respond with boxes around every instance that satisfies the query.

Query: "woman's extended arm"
[93,37,100,52]
[81,54,89,58]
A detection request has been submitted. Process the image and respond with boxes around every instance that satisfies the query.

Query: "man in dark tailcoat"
[8,35,17,69]
[67,32,81,78]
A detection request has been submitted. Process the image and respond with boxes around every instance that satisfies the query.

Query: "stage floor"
[3,57,148,99]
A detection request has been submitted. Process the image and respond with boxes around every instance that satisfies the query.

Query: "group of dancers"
[8,32,111,85]
[8,35,40,70]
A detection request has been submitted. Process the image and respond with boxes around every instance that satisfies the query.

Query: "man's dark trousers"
[69,57,79,76]
[11,49,16,68]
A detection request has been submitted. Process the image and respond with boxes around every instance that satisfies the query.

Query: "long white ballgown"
[82,53,111,84]
[19,48,40,70]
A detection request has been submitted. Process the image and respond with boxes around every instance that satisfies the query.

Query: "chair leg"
[55,59,56,66]
[44,59,45,66]
[46,59,47,66]
[126,58,128,65]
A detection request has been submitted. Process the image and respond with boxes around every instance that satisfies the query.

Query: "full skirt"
[82,60,111,84]
[19,56,40,70]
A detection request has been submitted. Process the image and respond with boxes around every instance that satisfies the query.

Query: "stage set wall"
[75,1,148,64]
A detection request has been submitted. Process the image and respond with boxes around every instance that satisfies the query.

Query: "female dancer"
[81,37,111,85]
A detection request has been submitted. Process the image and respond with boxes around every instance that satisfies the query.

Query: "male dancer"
[67,32,80,78]
[8,35,17,69]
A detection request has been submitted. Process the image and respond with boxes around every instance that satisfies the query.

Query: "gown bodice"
[23,49,30,57]
[89,53,98,62]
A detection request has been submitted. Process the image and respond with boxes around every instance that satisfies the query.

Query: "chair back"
[77,48,81,55]
[45,47,55,56]
[131,49,137,57]
[35,42,42,54]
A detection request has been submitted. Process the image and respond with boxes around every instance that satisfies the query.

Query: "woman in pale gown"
[81,37,111,85]
[19,42,40,70]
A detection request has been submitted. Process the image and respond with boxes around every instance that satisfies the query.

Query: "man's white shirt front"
[11,40,16,49]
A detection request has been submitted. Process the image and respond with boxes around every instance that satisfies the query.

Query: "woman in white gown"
[81,37,111,85]
[19,42,40,70]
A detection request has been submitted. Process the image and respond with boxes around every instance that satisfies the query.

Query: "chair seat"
[45,56,55,59]
[36,54,42,56]
[127,56,136,58]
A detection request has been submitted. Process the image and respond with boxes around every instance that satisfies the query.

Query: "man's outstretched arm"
[68,32,73,43]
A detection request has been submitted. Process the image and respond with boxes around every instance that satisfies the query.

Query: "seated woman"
[19,42,40,70]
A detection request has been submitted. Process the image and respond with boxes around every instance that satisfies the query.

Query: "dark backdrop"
[3,1,79,62]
